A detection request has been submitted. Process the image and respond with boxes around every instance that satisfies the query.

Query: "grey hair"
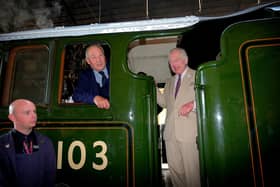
[169,47,188,59]
[85,44,104,58]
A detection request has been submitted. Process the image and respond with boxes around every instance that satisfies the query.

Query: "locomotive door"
[239,38,280,187]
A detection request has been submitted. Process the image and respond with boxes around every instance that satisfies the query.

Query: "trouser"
[165,139,201,187]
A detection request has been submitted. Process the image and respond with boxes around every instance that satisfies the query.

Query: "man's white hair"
[85,44,104,58]
[170,48,188,59]
[169,47,188,64]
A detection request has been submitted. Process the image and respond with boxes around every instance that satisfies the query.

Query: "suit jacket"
[73,66,110,104]
[0,130,56,187]
[157,68,197,142]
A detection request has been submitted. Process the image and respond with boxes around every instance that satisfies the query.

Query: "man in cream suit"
[157,48,200,187]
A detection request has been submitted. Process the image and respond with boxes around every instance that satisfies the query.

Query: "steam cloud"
[0,0,61,33]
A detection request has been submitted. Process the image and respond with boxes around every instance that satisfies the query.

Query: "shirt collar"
[11,129,38,154]
[11,128,36,145]
[93,67,109,78]
[93,67,109,87]
[176,66,188,80]
[12,128,33,138]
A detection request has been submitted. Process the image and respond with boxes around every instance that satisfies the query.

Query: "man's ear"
[8,114,15,122]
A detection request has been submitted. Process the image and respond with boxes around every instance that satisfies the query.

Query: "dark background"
[0,0,276,33]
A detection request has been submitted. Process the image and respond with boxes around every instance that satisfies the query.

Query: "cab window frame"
[59,41,111,105]
[1,44,50,106]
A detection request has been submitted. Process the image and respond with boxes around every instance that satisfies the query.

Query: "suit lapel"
[170,76,176,101]
[183,69,194,84]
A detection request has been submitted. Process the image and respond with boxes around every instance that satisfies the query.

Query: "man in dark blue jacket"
[0,99,56,187]
[73,44,110,109]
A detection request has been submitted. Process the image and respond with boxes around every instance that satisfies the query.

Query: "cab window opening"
[127,35,181,166]
[61,42,111,104]
[128,36,180,85]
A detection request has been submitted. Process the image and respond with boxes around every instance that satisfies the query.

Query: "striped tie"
[99,71,106,87]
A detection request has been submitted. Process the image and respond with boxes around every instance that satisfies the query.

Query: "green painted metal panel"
[196,18,280,186]
[42,123,132,187]
[241,41,280,187]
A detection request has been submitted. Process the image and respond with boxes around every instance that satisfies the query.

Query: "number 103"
[56,140,108,170]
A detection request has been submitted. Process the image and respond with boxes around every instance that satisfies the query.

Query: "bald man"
[157,48,201,187]
[0,99,56,187]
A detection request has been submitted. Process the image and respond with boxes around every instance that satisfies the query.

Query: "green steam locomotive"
[0,2,279,187]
